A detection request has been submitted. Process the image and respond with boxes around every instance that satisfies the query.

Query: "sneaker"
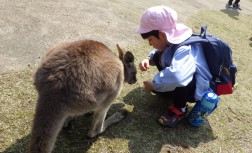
[233,4,241,9]
[158,104,187,127]
[226,3,232,8]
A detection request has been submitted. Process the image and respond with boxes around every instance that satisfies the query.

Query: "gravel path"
[0,0,251,73]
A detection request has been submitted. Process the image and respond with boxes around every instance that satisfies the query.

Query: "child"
[137,6,213,127]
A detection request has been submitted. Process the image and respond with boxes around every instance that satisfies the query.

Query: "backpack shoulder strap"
[170,25,209,58]
[170,35,208,57]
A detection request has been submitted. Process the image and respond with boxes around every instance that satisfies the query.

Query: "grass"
[1,9,252,153]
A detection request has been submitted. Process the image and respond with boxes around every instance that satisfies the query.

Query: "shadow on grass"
[3,87,217,153]
[220,6,240,20]
[120,87,218,152]
[3,104,125,153]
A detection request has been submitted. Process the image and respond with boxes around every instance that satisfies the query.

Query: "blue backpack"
[172,26,237,96]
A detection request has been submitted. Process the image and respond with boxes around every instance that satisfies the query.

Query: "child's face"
[146,32,169,51]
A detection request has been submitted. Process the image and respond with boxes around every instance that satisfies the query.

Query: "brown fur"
[28,40,137,153]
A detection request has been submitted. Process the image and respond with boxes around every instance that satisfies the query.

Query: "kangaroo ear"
[116,44,124,60]
[123,51,134,63]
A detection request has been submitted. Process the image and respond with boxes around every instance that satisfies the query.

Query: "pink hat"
[136,6,192,44]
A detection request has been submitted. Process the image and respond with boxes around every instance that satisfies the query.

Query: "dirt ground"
[0,0,252,74]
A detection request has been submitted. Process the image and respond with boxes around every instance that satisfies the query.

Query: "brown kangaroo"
[28,40,137,153]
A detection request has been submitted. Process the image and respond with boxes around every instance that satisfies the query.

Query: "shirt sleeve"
[148,49,158,66]
[153,45,196,92]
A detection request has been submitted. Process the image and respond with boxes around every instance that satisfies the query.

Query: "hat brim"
[163,23,192,44]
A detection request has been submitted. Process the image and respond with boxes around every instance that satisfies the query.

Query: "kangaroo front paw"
[109,109,128,122]
[86,129,100,139]
[116,109,128,119]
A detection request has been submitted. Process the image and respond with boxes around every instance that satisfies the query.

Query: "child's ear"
[159,31,167,39]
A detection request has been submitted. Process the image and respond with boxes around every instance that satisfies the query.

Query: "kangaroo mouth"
[128,79,137,85]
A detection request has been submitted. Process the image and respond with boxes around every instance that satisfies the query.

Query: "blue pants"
[228,0,240,5]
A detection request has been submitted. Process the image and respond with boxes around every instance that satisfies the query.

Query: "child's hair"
[141,30,160,39]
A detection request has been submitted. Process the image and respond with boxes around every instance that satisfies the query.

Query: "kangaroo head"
[117,44,137,84]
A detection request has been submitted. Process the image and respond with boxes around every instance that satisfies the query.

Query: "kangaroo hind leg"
[103,108,128,130]
[87,105,111,138]
[87,90,122,138]
[87,100,128,138]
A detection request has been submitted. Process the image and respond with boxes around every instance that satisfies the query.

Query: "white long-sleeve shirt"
[149,43,212,101]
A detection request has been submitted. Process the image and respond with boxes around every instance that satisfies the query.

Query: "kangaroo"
[28,39,137,153]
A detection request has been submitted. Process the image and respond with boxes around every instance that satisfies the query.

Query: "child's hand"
[143,80,153,91]
[139,58,150,71]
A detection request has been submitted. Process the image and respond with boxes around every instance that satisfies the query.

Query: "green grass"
[1,10,252,153]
